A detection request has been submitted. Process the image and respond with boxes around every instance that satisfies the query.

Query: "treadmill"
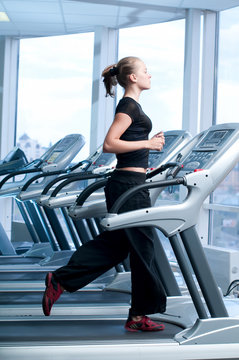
[1,125,239,359]
[0,134,85,264]
[0,146,28,176]
[0,147,29,256]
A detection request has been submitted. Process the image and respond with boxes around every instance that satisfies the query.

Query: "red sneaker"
[125,316,165,332]
[42,272,63,316]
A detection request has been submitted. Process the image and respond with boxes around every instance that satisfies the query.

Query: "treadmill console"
[46,152,62,164]
[1,147,27,164]
[148,133,187,169]
[198,129,234,149]
[91,153,116,169]
[39,134,85,170]
[181,128,236,173]
[43,135,84,164]
[148,151,165,169]
[0,147,28,175]
[51,135,81,152]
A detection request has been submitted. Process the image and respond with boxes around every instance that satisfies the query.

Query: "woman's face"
[133,60,151,90]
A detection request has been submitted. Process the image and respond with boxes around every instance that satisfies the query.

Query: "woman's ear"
[129,73,137,83]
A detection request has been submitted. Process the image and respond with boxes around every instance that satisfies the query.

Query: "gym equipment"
[0,147,28,175]
[0,134,85,259]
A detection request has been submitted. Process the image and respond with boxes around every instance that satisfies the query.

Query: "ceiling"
[0,0,239,38]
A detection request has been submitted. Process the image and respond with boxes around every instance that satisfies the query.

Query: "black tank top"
[115,97,152,169]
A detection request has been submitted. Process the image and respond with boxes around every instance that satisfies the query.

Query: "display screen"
[148,152,163,168]
[163,135,177,151]
[54,135,78,152]
[46,151,61,163]
[199,130,233,148]
[93,153,116,166]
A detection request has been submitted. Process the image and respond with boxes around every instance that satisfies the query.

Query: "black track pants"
[54,170,166,316]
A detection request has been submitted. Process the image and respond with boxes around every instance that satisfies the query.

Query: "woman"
[42,56,167,332]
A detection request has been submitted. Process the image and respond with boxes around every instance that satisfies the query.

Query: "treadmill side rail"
[175,317,239,345]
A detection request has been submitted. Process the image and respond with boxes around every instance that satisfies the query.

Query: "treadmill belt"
[0,290,131,305]
[0,319,183,344]
[0,268,116,282]
[0,271,48,281]
[0,257,40,265]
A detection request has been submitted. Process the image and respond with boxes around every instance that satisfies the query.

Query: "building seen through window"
[17,133,48,162]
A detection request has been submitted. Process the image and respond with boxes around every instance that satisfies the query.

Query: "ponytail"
[101,64,118,97]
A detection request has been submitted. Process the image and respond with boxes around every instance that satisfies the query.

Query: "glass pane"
[212,162,239,206]
[118,20,185,132]
[14,33,93,228]
[210,7,239,248]
[16,33,94,162]
[210,209,239,250]
[217,7,239,124]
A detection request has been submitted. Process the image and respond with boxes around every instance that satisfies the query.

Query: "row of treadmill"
[0,124,239,360]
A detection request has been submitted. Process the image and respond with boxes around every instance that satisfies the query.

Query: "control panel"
[41,134,85,168]
[90,152,116,170]
[178,127,238,174]
[0,147,28,175]
[148,132,190,170]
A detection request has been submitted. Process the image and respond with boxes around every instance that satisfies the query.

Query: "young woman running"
[42,56,167,332]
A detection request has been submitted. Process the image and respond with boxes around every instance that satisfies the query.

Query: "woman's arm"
[103,113,165,154]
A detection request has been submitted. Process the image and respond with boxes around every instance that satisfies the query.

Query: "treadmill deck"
[0,317,181,346]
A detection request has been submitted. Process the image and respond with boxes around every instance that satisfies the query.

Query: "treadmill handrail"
[74,163,183,207]
[41,160,93,195]
[146,162,181,179]
[109,177,186,214]
[41,173,83,195]
[20,169,67,191]
[21,160,92,192]
[24,158,44,168]
[0,168,42,189]
[50,172,110,198]
[68,159,92,172]
[76,178,108,206]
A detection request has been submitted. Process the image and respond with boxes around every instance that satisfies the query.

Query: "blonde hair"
[101,56,141,97]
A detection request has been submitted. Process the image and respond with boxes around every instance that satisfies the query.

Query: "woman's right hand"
[148,132,165,151]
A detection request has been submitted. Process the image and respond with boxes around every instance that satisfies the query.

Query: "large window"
[118,20,185,135]
[210,7,239,249]
[17,33,94,162]
[13,33,93,229]
[216,7,239,125]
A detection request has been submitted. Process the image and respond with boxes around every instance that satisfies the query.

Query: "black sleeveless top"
[115,97,152,169]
